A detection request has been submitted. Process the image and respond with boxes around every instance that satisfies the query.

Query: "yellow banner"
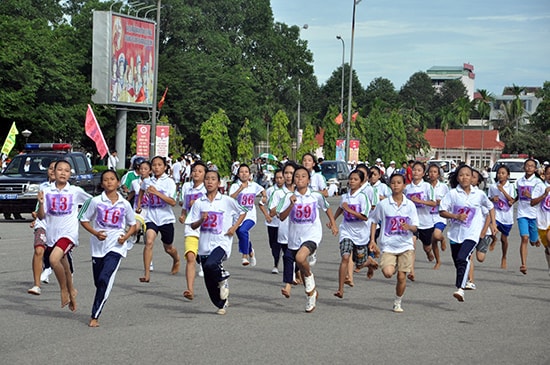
[1,122,19,155]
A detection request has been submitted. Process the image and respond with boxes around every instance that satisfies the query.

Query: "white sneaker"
[249,249,256,267]
[271,267,279,274]
[198,264,204,277]
[393,302,404,313]
[149,262,154,271]
[216,301,228,315]
[308,252,317,266]
[304,273,315,294]
[28,286,41,295]
[218,279,229,300]
[305,290,318,313]
[40,267,52,284]
[464,281,476,290]
[453,288,465,302]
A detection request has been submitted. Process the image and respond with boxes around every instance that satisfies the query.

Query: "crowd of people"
[22,152,550,325]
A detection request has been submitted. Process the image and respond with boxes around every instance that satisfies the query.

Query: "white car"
[490,158,540,185]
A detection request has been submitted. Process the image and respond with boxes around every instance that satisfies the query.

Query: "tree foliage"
[269,110,292,160]
[200,109,232,176]
[297,122,319,158]
[236,118,254,164]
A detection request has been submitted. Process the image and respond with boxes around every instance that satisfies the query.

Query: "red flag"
[158,87,168,109]
[334,113,343,125]
[351,111,359,122]
[135,87,145,103]
[85,104,109,159]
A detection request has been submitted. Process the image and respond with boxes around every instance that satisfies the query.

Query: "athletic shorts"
[184,236,199,256]
[538,229,549,247]
[434,222,447,232]
[380,250,414,273]
[517,217,538,242]
[33,227,47,248]
[477,236,491,253]
[301,241,317,255]
[339,238,354,256]
[496,221,512,237]
[52,237,75,255]
[416,228,434,246]
[145,222,175,244]
[353,245,368,268]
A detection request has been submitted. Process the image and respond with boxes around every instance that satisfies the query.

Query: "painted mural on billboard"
[110,15,155,105]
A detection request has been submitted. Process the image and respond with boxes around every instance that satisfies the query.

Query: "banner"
[85,105,109,158]
[158,87,168,109]
[1,122,18,155]
[155,125,170,157]
[349,139,360,163]
[334,113,343,125]
[136,124,150,157]
[336,139,346,161]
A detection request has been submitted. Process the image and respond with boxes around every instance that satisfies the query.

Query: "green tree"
[236,118,254,164]
[364,77,399,115]
[399,71,436,128]
[438,105,455,157]
[297,122,319,158]
[452,97,474,160]
[200,109,232,176]
[320,105,342,161]
[365,101,406,163]
[269,110,292,160]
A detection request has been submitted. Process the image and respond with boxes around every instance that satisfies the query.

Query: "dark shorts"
[33,227,47,248]
[477,236,491,253]
[146,222,175,245]
[301,241,317,254]
[416,228,434,246]
[496,221,512,237]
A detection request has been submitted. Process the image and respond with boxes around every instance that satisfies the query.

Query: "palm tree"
[453,97,474,163]
[475,89,494,165]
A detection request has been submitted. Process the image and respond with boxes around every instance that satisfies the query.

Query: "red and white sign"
[155,125,170,157]
[136,124,150,157]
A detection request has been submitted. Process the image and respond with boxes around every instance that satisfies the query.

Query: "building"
[423,128,505,168]
[489,87,542,126]
[426,63,476,100]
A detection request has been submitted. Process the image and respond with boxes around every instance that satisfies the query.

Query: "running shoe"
[218,279,229,300]
[198,264,204,277]
[241,257,250,266]
[28,286,41,295]
[216,301,228,315]
[249,249,256,267]
[305,290,318,313]
[308,252,317,266]
[464,281,476,290]
[304,273,316,294]
[393,302,404,313]
[453,288,465,302]
[40,267,52,284]
[271,267,279,274]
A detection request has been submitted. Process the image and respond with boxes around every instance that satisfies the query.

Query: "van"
[490,158,540,185]
[320,160,350,195]
[427,159,455,182]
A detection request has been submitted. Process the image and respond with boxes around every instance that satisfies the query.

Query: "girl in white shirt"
[302,153,327,197]
[427,163,449,270]
[487,164,516,269]
[265,169,282,273]
[136,156,180,283]
[531,164,550,276]
[439,165,496,302]
[277,166,338,313]
[229,164,269,266]
[186,170,247,315]
[80,170,137,327]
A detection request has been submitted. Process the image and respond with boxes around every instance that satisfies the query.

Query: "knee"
[382,268,393,278]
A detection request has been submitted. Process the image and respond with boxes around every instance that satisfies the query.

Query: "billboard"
[92,11,156,107]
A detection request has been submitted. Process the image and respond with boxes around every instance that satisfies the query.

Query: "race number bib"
[541,195,550,212]
[201,211,223,234]
[384,216,410,236]
[148,190,167,209]
[430,204,439,214]
[96,204,125,229]
[185,192,203,211]
[406,192,425,208]
[237,193,255,209]
[495,198,511,212]
[452,205,476,227]
[518,185,532,201]
[290,202,317,224]
[343,203,361,222]
[46,193,73,216]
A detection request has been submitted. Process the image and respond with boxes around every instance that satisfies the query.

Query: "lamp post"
[149,0,161,159]
[345,0,361,162]
[296,24,308,153]
[336,35,345,119]
[21,129,32,144]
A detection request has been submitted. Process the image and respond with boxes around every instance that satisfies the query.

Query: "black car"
[320,160,350,195]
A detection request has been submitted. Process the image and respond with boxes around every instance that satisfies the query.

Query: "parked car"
[320,160,350,195]
[0,143,101,215]
[490,158,540,185]
[426,159,455,183]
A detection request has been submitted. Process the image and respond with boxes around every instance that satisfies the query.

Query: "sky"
[271,0,550,95]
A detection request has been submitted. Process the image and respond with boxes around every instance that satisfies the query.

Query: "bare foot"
[441,239,447,251]
[489,238,497,251]
[366,256,379,270]
[344,279,354,287]
[333,290,343,298]
[171,258,181,275]
[139,276,150,283]
[427,251,435,262]
[68,299,77,312]
[407,272,416,281]
[501,258,507,269]
[183,290,194,300]
[88,318,99,327]
[60,290,70,308]
[367,267,374,279]
[520,265,527,275]
[281,287,290,298]
[433,262,441,270]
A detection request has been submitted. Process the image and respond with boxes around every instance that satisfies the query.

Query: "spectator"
[107,150,119,170]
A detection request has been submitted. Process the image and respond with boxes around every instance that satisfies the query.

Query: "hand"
[456,213,468,222]
[178,214,186,224]
[117,234,126,244]
[146,185,158,195]
[96,230,107,241]
[225,227,236,236]
[37,191,44,204]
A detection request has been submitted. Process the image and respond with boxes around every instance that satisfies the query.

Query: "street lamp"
[345,0,361,162]
[296,24,309,152]
[21,129,32,144]
[336,35,345,118]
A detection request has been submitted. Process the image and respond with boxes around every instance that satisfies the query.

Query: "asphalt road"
[0,198,548,365]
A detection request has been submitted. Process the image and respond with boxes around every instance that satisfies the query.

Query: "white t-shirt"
[516,174,543,219]
[338,190,372,246]
[181,181,206,237]
[265,185,281,227]
[429,181,450,225]
[185,192,246,257]
[369,195,418,254]
[34,181,52,231]
[488,181,516,225]
[171,161,182,184]
[439,185,494,243]
[309,171,327,192]
[140,173,176,225]
[229,180,265,224]
[370,180,391,202]
[79,192,136,258]
[405,180,433,229]
[270,186,293,244]
[533,181,550,229]
[107,154,119,169]
[42,182,92,247]
[277,188,329,250]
